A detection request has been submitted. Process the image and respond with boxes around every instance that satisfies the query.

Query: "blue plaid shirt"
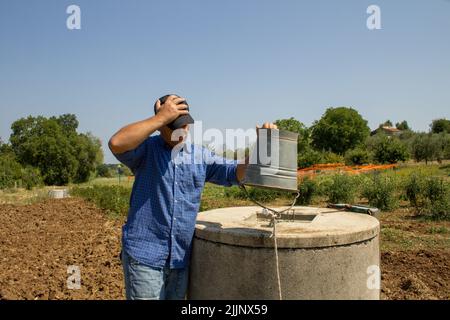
[112,134,238,269]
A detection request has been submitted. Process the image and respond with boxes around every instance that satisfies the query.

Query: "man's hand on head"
[154,95,189,126]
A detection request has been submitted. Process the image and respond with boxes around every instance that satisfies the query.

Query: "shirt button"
[175,199,178,203]
[174,218,177,221]
[175,182,178,185]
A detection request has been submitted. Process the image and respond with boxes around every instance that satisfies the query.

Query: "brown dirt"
[0,198,125,300]
[381,249,450,300]
[0,198,449,300]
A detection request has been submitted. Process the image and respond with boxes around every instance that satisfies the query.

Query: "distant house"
[370,126,402,137]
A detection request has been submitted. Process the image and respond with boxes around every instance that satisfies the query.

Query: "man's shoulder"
[146,134,163,147]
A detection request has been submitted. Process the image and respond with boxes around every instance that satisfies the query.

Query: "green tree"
[50,114,79,134]
[411,133,441,164]
[345,147,371,165]
[431,118,450,134]
[9,115,103,185]
[395,120,410,131]
[297,148,323,168]
[311,107,370,154]
[367,134,409,164]
[73,132,104,182]
[379,120,393,128]
[275,117,310,153]
[0,138,14,156]
[97,164,113,178]
[0,154,22,189]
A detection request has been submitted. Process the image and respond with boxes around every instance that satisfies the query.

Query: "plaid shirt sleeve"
[204,150,239,186]
[110,137,149,172]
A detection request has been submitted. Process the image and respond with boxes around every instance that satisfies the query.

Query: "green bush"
[422,177,450,220]
[321,151,345,164]
[296,178,317,205]
[345,148,371,165]
[368,134,409,164]
[297,148,323,168]
[71,185,131,217]
[404,172,425,210]
[404,174,450,220]
[362,173,398,211]
[321,173,357,204]
[20,166,44,190]
[297,149,344,169]
[0,155,22,189]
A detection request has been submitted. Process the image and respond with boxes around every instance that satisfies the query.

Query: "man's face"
[160,124,190,148]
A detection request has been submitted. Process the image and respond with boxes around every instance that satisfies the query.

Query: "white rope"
[270,214,282,300]
[239,185,300,300]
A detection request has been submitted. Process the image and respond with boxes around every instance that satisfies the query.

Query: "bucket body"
[243,129,298,192]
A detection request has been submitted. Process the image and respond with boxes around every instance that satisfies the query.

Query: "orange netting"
[298,163,397,179]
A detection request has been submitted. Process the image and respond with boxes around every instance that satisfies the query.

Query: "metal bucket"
[242,128,298,192]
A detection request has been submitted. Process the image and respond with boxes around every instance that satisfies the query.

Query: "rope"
[239,184,300,300]
[271,215,282,300]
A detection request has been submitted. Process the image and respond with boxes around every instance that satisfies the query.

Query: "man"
[109,94,277,300]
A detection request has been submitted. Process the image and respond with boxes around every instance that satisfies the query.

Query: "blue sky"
[1,0,449,163]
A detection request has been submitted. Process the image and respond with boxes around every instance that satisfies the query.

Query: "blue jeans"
[121,250,189,300]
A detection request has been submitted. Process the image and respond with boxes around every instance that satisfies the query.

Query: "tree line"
[274,108,450,168]
[0,114,103,189]
[1,111,449,189]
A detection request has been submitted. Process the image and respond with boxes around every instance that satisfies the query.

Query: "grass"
[72,175,135,188]
[0,186,51,205]
[380,225,450,251]
[70,184,131,218]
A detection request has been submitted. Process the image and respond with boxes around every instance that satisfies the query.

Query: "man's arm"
[109,95,188,154]
[109,116,165,154]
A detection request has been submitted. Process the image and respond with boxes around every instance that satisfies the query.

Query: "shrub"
[297,149,344,169]
[422,177,450,220]
[404,172,425,210]
[71,185,131,217]
[404,174,450,220]
[20,166,44,190]
[0,154,22,189]
[345,148,371,165]
[321,151,345,164]
[362,173,398,211]
[96,164,113,178]
[321,173,357,204]
[297,149,323,168]
[296,178,317,205]
[368,134,409,164]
